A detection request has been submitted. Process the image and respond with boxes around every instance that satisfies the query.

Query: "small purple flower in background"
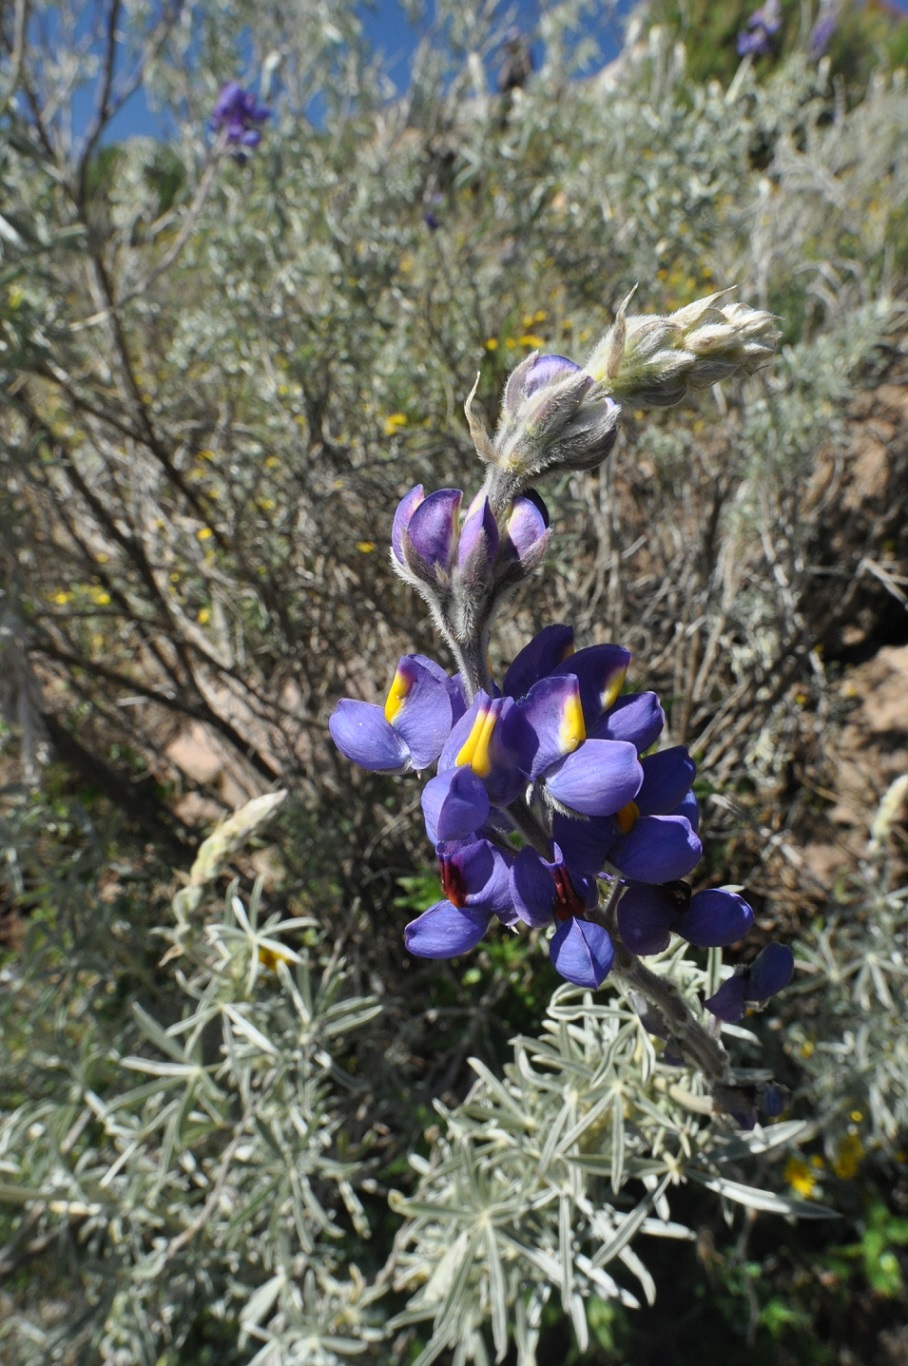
[809,9,837,58]
[737,0,781,57]
[423,193,444,232]
[209,82,271,160]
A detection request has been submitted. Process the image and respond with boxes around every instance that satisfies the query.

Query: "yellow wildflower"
[833,1132,864,1180]
[356,541,376,554]
[258,944,293,972]
[784,1156,818,1199]
[196,527,213,541]
[384,412,408,436]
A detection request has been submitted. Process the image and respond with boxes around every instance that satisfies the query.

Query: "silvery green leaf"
[467,1058,534,1125]
[240,1272,286,1334]
[539,1097,572,1173]
[120,1056,205,1079]
[559,1088,614,1150]
[484,1224,508,1360]
[618,1241,656,1305]
[611,1094,625,1194]
[574,1253,640,1307]
[131,1002,196,1062]
[559,1191,573,1303]
[713,1119,817,1160]
[222,1004,278,1057]
[590,1175,671,1270]
[322,998,383,1037]
[690,1172,839,1218]
[639,1217,695,1240]
[568,1289,589,1351]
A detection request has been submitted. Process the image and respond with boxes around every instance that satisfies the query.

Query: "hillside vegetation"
[1,2,907,1361]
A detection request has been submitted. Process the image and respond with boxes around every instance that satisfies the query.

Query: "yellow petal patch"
[601,664,628,712]
[833,1132,864,1180]
[615,801,640,834]
[559,689,586,752]
[456,705,497,778]
[384,666,412,724]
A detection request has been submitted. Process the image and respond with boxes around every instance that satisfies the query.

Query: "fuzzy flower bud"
[466,354,620,507]
[584,288,780,408]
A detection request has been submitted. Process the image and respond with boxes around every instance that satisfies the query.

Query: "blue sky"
[84,0,631,143]
[69,0,908,144]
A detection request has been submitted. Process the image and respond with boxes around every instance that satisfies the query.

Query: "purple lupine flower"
[422,765,491,844]
[502,672,644,816]
[329,655,465,774]
[500,622,576,698]
[404,838,518,958]
[209,82,271,160]
[329,619,790,1002]
[704,941,795,1023]
[497,490,551,586]
[436,691,525,813]
[458,490,501,587]
[552,741,702,885]
[393,487,462,584]
[423,193,444,231]
[510,845,613,987]
[737,0,781,56]
[808,12,836,58]
[617,881,754,956]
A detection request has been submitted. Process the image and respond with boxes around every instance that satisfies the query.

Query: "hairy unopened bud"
[457,491,499,591]
[470,353,621,507]
[585,289,780,408]
[496,490,550,589]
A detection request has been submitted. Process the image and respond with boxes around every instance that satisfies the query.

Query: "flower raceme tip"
[391,484,550,600]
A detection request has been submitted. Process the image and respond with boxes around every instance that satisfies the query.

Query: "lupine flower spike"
[330,287,792,1119]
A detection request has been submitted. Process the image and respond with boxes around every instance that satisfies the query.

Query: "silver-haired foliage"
[2,0,907,1361]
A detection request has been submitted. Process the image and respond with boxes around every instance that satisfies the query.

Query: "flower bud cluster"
[584,289,780,408]
[391,484,550,604]
[466,354,621,508]
[462,291,778,510]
